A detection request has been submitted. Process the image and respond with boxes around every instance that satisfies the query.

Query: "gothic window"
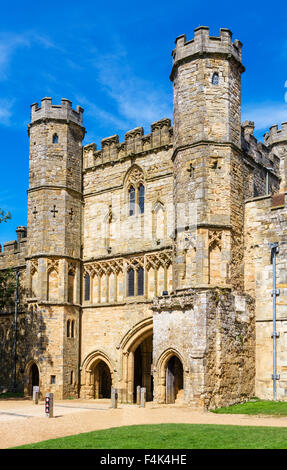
[53,133,58,144]
[129,186,135,216]
[68,270,75,303]
[47,268,58,301]
[125,165,145,216]
[139,184,145,214]
[212,72,219,85]
[127,268,135,296]
[84,273,90,301]
[137,267,144,295]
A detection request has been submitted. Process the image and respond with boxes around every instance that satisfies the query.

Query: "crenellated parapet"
[29,97,84,128]
[264,122,287,147]
[264,122,287,192]
[0,226,27,270]
[83,118,173,169]
[170,26,244,79]
[241,121,279,170]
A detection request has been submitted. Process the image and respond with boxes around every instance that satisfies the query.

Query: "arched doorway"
[28,362,39,397]
[165,355,183,404]
[120,317,153,403]
[133,335,153,402]
[93,360,112,398]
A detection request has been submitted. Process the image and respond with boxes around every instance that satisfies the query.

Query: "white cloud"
[90,46,172,132]
[242,102,287,132]
[0,99,14,126]
[0,31,57,80]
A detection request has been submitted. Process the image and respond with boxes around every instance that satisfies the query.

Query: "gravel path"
[1,399,287,449]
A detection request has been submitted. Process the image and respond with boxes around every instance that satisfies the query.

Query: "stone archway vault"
[120,317,153,403]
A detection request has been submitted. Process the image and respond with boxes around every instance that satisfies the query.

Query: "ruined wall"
[152,288,255,409]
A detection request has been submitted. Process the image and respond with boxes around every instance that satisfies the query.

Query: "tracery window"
[125,166,145,216]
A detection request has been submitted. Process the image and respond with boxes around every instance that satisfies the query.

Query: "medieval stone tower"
[171,26,244,291]
[0,26,286,408]
[26,98,85,397]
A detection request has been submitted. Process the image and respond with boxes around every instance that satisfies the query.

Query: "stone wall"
[152,288,255,409]
[245,192,287,399]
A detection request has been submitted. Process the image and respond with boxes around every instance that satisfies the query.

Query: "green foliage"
[0,209,11,223]
[211,399,287,416]
[0,269,16,311]
[13,423,287,449]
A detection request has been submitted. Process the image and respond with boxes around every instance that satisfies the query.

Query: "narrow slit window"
[67,320,70,338]
[53,133,58,144]
[212,72,219,85]
[139,184,145,214]
[129,186,135,216]
[84,273,90,301]
[71,320,75,338]
[137,267,144,296]
[128,268,135,296]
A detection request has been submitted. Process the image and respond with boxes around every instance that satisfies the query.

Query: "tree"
[0,209,11,223]
[0,269,16,311]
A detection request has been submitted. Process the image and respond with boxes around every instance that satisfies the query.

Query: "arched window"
[67,320,70,338]
[137,267,144,295]
[129,186,135,216]
[53,133,58,144]
[127,268,135,296]
[84,273,90,301]
[212,72,219,85]
[139,184,145,214]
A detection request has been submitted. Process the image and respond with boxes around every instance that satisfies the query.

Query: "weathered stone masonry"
[0,26,286,407]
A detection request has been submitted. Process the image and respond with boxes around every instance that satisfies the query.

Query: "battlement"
[241,121,280,174]
[30,97,84,126]
[264,122,287,147]
[83,118,173,169]
[171,26,243,76]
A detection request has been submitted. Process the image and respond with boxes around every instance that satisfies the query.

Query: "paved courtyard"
[1,399,287,448]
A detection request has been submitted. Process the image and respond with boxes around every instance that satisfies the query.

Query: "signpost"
[45,392,54,418]
[33,386,39,404]
[111,388,118,408]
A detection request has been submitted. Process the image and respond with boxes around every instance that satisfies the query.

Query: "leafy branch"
[0,209,11,223]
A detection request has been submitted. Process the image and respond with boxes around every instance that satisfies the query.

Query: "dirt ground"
[1,399,287,449]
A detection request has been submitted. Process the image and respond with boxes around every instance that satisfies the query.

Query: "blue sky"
[0,0,287,246]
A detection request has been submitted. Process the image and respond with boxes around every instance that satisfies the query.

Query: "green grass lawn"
[211,399,287,416]
[13,423,287,449]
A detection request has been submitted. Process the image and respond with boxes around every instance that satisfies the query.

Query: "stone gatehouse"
[0,26,286,408]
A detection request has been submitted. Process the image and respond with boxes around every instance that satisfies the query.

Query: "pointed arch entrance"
[93,360,112,398]
[81,351,114,400]
[27,361,39,397]
[120,317,153,403]
[133,335,153,402]
[166,355,183,404]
